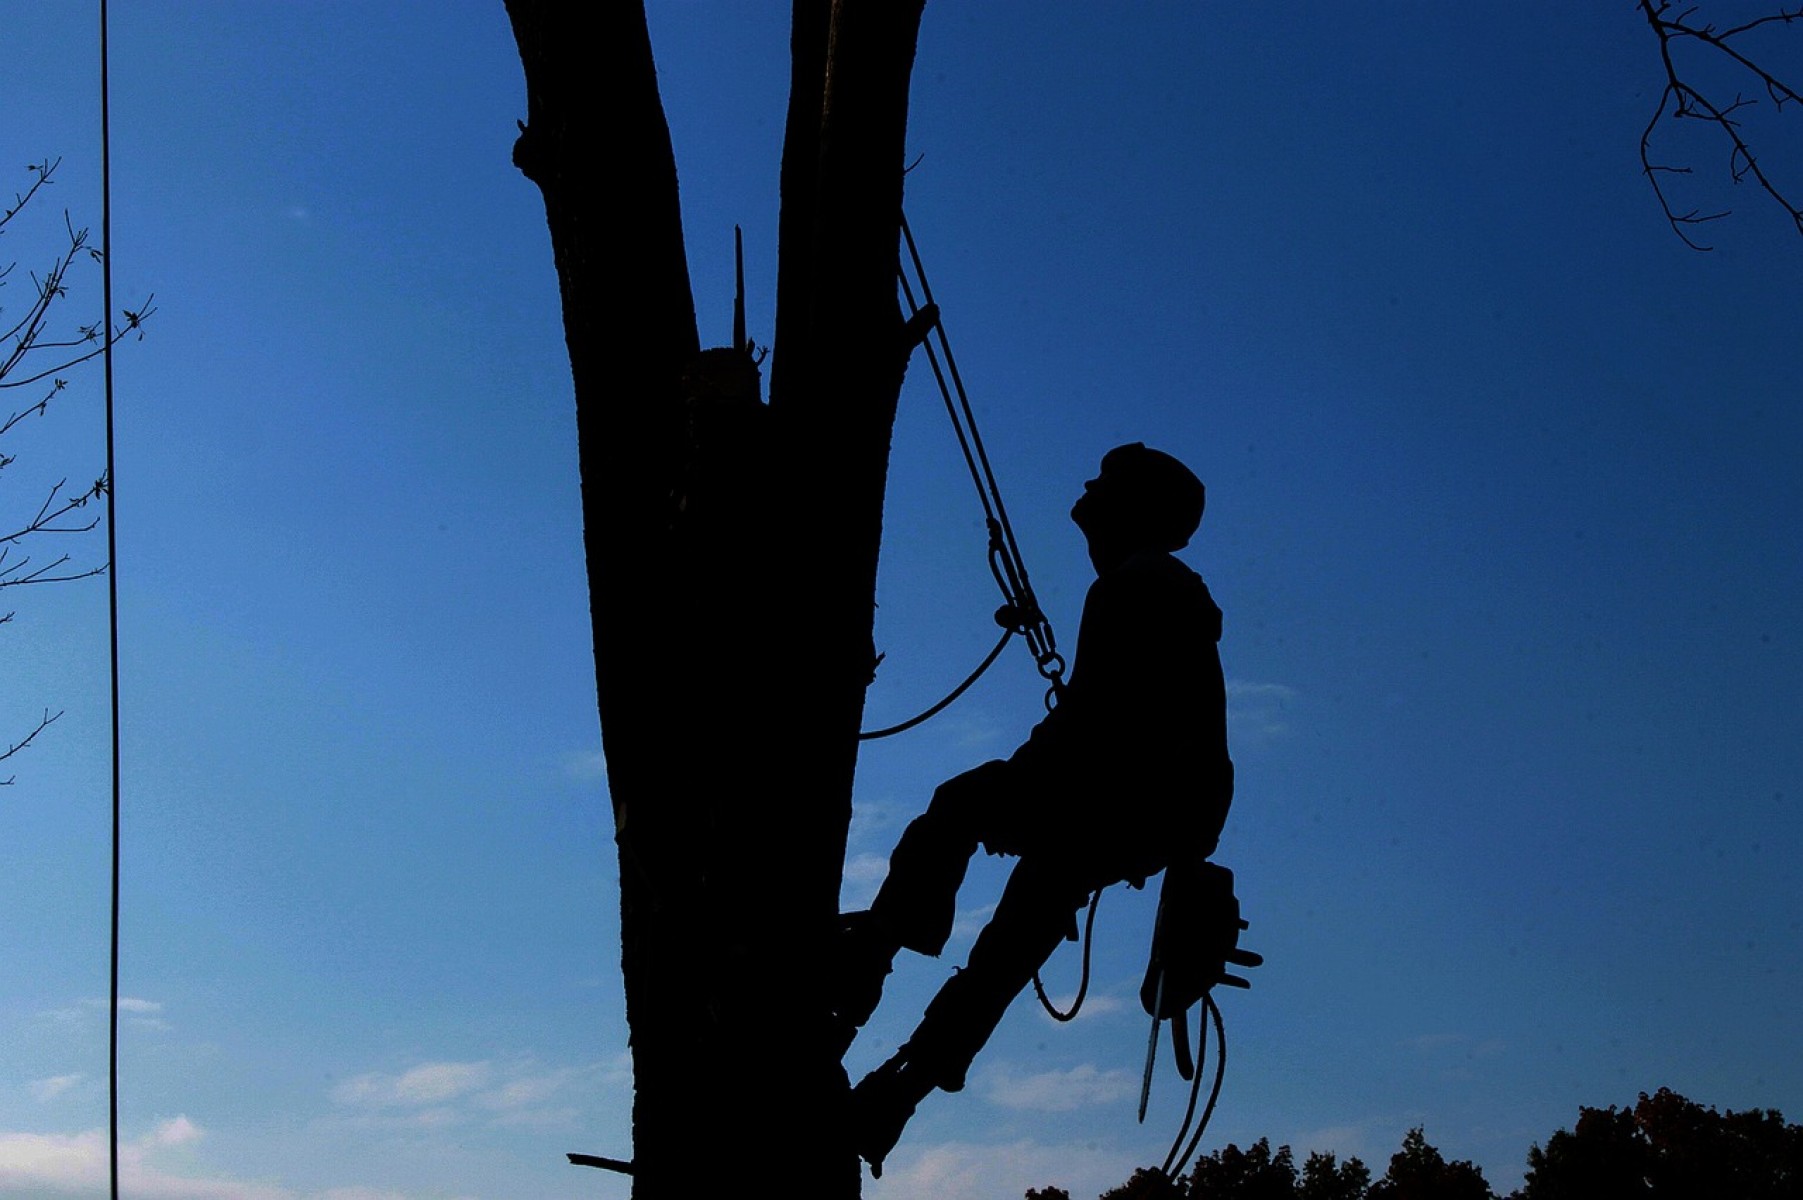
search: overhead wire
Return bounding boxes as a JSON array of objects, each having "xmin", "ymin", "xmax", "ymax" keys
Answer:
[{"xmin": 98, "ymin": 3, "xmax": 123, "ymax": 1197}]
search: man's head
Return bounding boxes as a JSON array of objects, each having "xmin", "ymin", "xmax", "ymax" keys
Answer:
[{"xmin": 1071, "ymin": 443, "xmax": 1205, "ymax": 557}]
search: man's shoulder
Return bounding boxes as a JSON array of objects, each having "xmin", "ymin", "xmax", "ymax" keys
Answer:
[
  {"xmin": 1115, "ymin": 550, "xmax": 1212, "ymax": 600},
  {"xmin": 1097, "ymin": 552, "xmax": 1222, "ymax": 636}
]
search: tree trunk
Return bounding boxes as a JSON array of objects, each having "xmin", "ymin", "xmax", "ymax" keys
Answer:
[{"xmin": 505, "ymin": 2, "xmax": 926, "ymax": 1194}]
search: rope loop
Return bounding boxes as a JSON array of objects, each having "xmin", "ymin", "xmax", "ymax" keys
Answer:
[{"xmin": 1031, "ymin": 888, "xmax": 1101, "ymax": 1021}]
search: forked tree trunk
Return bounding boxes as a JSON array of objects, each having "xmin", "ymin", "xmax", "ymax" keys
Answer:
[{"xmin": 505, "ymin": 3, "xmax": 927, "ymax": 1194}]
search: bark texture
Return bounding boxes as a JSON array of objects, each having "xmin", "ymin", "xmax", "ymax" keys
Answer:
[{"xmin": 505, "ymin": 3, "xmax": 927, "ymax": 1195}]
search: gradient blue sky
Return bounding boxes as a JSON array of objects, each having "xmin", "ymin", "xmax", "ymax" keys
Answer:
[{"xmin": 3, "ymin": 4, "xmax": 1799, "ymax": 1198}]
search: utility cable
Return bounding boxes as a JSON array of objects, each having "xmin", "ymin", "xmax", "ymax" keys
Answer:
[{"xmin": 99, "ymin": 3, "xmax": 123, "ymax": 1197}]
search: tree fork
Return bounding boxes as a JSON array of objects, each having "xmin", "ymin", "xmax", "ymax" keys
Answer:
[{"xmin": 507, "ymin": 2, "xmax": 926, "ymax": 1194}]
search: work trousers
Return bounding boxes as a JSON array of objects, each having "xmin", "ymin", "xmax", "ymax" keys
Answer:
[{"xmin": 870, "ymin": 760, "xmax": 1161, "ymax": 1091}]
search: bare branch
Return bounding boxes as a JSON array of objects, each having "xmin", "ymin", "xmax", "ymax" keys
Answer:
[
  {"xmin": 0, "ymin": 379, "xmax": 68, "ymax": 442},
  {"xmin": 0, "ymin": 709, "xmax": 63, "ymax": 784},
  {"xmin": 1, "ymin": 475, "xmax": 107, "ymax": 547},
  {"xmin": 0, "ymin": 159, "xmax": 136, "ymax": 786},
  {"xmin": 0, "ymin": 300, "xmax": 158, "ymax": 391},
  {"xmin": 0, "ymin": 157, "xmax": 59, "ymax": 229},
  {"xmin": 1637, "ymin": 0, "xmax": 1803, "ymax": 247}
]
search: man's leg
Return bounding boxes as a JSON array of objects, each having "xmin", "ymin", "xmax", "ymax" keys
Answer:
[
  {"xmin": 901, "ymin": 853, "xmax": 1091, "ymax": 1090},
  {"xmin": 851, "ymin": 854, "xmax": 1091, "ymax": 1174},
  {"xmin": 833, "ymin": 761, "xmax": 1014, "ymax": 1048},
  {"xmin": 869, "ymin": 759, "xmax": 1012, "ymax": 954}
]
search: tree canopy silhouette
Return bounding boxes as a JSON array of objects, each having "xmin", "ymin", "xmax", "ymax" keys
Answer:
[
  {"xmin": 1519, "ymin": 1087, "xmax": 1803, "ymax": 1199},
  {"xmin": 1043, "ymin": 1090, "xmax": 1803, "ymax": 1200}
]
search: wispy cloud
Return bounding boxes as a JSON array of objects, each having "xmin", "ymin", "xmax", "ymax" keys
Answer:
[
  {"xmin": 947, "ymin": 709, "xmax": 1006, "ymax": 748},
  {"xmin": 35, "ymin": 995, "xmax": 170, "ymax": 1032},
  {"xmin": 848, "ymin": 794, "xmax": 908, "ymax": 851},
  {"xmin": 870, "ymin": 1138, "xmax": 1139, "ymax": 1200},
  {"xmin": 1227, "ymin": 678, "xmax": 1295, "ymax": 742},
  {"xmin": 148, "ymin": 1116, "xmax": 202, "ymax": 1146},
  {"xmin": 950, "ymin": 902, "xmax": 998, "ymax": 943},
  {"xmin": 0, "ymin": 1121, "xmax": 286, "ymax": 1200},
  {"xmin": 840, "ymin": 852, "xmax": 891, "ymax": 910},
  {"xmin": 331, "ymin": 1061, "xmax": 491, "ymax": 1108},
  {"xmin": 563, "ymin": 748, "xmax": 607, "ymax": 782},
  {"xmin": 0, "ymin": 1121, "xmax": 466, "ymax": 1199},
  {"xmin": 981, "ymin": 1062, "xmax": 1137, "ymax": 1112},
  {"xmin": 328, "ymin": 1056, "xmax": 616, "ymax": 1132},
  {"xmin": 29, "ymin": 1073, "xmax": 82, "ymax": 1102}
]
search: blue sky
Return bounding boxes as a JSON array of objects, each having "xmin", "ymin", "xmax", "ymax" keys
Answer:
[{"xmin": 3, "ymin": 4, "xmax": 1799, "ymax": 1198}]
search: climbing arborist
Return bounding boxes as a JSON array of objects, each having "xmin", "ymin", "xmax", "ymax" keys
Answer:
[{"xmin": 834, "ymin": 442, "xmax": 1240, "ymax": 1177}]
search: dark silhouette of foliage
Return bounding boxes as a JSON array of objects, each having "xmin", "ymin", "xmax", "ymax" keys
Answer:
[
  {"xmin": 1189, "ymin": 1139, "xmax": 1305, "ymax": 1200},
  {"xmin": 1101, "ymin": 1167, "xmax": 1188, "ymax": 1200},
  {"xmin": 1050, "ymin": 1091, "xmax": 1801, "ymax": 1200},
  {"xmin": 1518, "ymin": 1087, "xmax": 1803, "ymax": 1199},
  {"xmin": 1368, "ymin": 1128, "xmax": 1495, "ymax": 1200},
  {"xmin": 1300, "ymin": 1151, "xmax": 1374, "ymax": 1200},
  {"xmin": 1033, "ymin": 1128, "xmax": 1477, "ymax": 1200}
]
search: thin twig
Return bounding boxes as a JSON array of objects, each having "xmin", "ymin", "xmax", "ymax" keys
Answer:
[
  {"xmin": 1637, "ymin": 0, "xmax": 1803, "ymax": 247},
  {"xmin": 0, "ymin": 709, "xmax": 63, "ymax": 784}
]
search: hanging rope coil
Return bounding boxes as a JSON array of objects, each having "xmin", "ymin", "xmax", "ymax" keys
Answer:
[
  {"xmin": 1030, "ymin": 887, "xmax": 1101, "ymax": 1021},
  {"xmin": 1161, "ymin": 994, "xmax": 1228, "ymax": 1180}
]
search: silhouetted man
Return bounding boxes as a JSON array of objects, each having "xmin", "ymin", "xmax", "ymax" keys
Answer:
[{"xmin": 837, "ymin": 442, "xmax": 1235, "ymax": 1176}]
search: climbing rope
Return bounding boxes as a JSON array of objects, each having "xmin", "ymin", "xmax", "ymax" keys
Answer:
[
  {"xmin": 1161, "ymin": 994, "xmax": 1229, "ymax": 1180},
  {"xmin": 857, "ymin": 213, "xmax": 1065, "ymax": 742},
  {"xmin": 1030, "ymin": 888, "xmax": 1101, "ymax": 1021},
  {"xmin": 898, "ymin": 212, "xmax": 1065, "ymax": 704},
  {"xmin": 858, "ymin": 628, "xmax": 1012, "ymax": 741}
]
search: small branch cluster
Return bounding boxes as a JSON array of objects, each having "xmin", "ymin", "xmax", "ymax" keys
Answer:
[
  {"xmin": 2, "ymin": 156, "xmax": 152, "ymax": 781},
  {"xmin": 0, "ymin": 708, "xmax": 61, "ymax": 785},
  {"xmin": 1638, "ymin": 1, "xmax": 1803, "ymax": 249}
]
